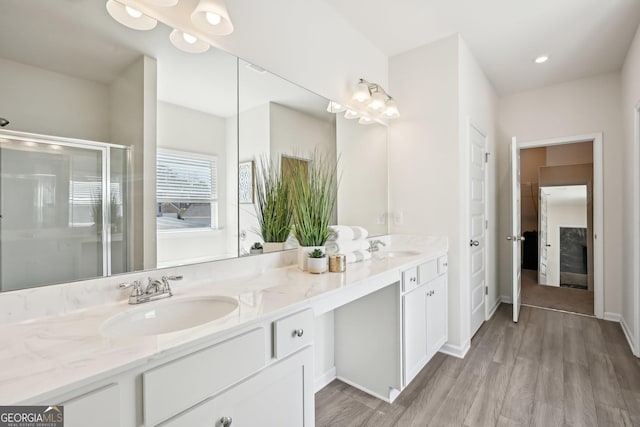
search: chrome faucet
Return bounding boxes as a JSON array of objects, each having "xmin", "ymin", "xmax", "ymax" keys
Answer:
[
  {"xmin": 368, "ymin": 239, "xmax": 387, "ymax": 252},
  {"xmin": 118, "ymin": 275, "xmax": 182, "ymax": 304}
]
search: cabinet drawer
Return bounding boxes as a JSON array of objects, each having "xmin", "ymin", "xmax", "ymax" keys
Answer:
[
  {"xmin": 64, "ymin": 384, "xmax": 119, "ymax": 427},
  {"xmin": 144, "ymin": 328, "xmax": 266, "ymax": 426},
  {"xmin": 418, "ymin": 259, "xmax": 438, "ymax": 284},
  {"xmin": 273, "ymin": 309, "xmax": 313, "ymax": 359},
  {"xmin": 402, "ymin": 267, "xmax": 419, "ymax": 292},
  {"xmin": 437, "ymin": 255, "xmax": 448, "ymax": 274}
]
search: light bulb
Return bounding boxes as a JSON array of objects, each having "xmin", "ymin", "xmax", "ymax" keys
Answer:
[
  {"xmin": 206, "ymin": 11, "xmax": 222, "ymax": 25},
  {"xmin": 352, "ymin": 81, "xmax": 371, "ymax": 104},
  {"xmin": 344, "ymin": 109, "xmax": 360, "ymax": 120},
  {"xmin": 534, "ymin": 55, "xmax": 549, "ymax": 64},
  {"xmin": 182, "ymin": 32, "xmax": 198, "ymax": 44},
  {"xmin": 383, "ymin": 99, "xmax": 400, "ymax": 119},
  {"xmin": 326, "ymin": 101, "xmax": 346, "ymax": 113},
  {"xmin": 359, "ymin": 116, "xmax": 374, "ymax": 125},
  {"xmin": 125, "ymin": 5, "xmax": 142, "ymax": 18},
  {"xmin": 369, "ymin": 92, "xmax": 386, "ymax": 112}
]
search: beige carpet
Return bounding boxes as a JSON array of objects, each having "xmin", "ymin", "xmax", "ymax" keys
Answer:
[{"xmin": 521, "ymin": 269, "xmax": 594, "ymax": 315}]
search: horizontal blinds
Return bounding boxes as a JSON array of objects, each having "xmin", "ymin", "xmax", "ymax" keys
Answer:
[
  {"xmin": 157, "ymin": 152, "xmax": 217, "ymax": 202},
  {"xmin": 69, "ymin": 181, "xmax": 121, "ymax": 205}
]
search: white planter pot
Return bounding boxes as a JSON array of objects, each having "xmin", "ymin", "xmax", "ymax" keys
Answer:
[
  {"xmin": 307, "ymin": 256, "xmax": 328, "ymax": 274},
  {"xmin": 297, "ymin": 246, "xmax": 325, "ymax": 271},
  {"xmin": 263, "ymin": 242, "xmax": 285, "ymax": 253}
]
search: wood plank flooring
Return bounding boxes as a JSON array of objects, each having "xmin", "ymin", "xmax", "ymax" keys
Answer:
[{"xmin": 315, "ymin": 304, "xmax": 640, "ymax": 427}]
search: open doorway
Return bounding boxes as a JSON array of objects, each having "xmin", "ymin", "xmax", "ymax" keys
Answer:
[{"xmin": 519, "ymin": 141, "xmax": 595, "ymax": 315}]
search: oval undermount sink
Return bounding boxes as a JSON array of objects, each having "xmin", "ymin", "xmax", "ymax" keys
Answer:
[
  {"xmin": 102, "ymin": 296, "xmax": 238, "ymax": 337},
  {"xmin": 377, "ymin": 250, "xmax": 421, "ymax": 258}
]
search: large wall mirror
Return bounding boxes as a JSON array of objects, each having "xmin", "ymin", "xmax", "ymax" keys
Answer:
[{"xmin": 0, "ymin": 0, "xmax": 388, "ymax": 292}]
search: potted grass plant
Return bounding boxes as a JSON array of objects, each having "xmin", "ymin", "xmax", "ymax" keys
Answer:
[
  {"xmin": 254, "ymin": 156, "xmax": 293, "ymax": 253},
  {"xmin": 290, "ymin": 151, "xmax": 338, "ymax": 271}
]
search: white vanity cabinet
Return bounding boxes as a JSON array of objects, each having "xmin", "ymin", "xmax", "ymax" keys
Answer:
[
  {"xmin": 160, "ymin": 346, "xmax": 313, "ymax": 427},
  {"xmin": 62, "ymin": 384, "xmax": 120, "ymax": 427},
  {"xmin": 149, "ymin": 309, "xmax": 314, "ymax": 427},
  {"xmin": 335, "ymin": 252, "xmax": 448, "ymax": 402},
  {"xmin": 403, "ymin": 255, "xmax": 448, "ymax": 386}
]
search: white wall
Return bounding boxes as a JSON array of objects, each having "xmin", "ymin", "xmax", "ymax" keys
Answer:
[
  {"xmin": 336, "ymin": 115, "xmax": 388, "ymax": 235},
  {"xmin": 0, "ymin": 57, "xmax": 110, "ymax": 142},
  {"xmin": 497, "ymin": 72, "xmax": 624, "ymax": 316},
  {"xmin": 545, "ymin": 198, "xmax": 588, "ymax": 287},
  {"xmin": 389, "ymin": 34, "xmax": 498, "ymax": 354},
  {"xmin": 156, "ymin": 101, "xmax": 233, "ymax": 266},
  {"xmin": 109, "ymin": 56, "xmax": 158, "ymax": 271},
  {"xmin": 621, "ymin": 24, "xmax": 640, "ymax": 354}
]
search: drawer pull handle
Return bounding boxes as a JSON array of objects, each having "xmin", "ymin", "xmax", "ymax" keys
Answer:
[
  {"xmin": 293, "ymin": 329, "xmax": 304, "ymax": 338},
  {"xmin": 220, "ymin": 416, "xmax": 233, "ymax": 426}
]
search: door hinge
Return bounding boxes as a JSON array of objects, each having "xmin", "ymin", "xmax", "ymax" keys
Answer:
[
  {"xmin": 485, "ymin": 219, "xmax": 489, "ymax": 229},
  {"xmin": 485, "ymin": 286, "xmax": 489, "ymax": 295},
  {"xmin": 485, "ymin": 152, "xmax": 491, "ymax": 163}
]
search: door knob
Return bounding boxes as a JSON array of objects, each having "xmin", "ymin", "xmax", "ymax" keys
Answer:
[{"xmin": 470, "ymin": 240, "xmax": 479, "ymax": 247}]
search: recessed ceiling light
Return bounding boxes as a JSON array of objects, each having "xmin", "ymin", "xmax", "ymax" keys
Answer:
[{"xmin": 534, "ymin": 55, "xmax": 550, "ymax": 64}]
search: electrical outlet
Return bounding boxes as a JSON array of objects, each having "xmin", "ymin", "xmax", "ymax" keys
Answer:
[
  {"xmin": 376, "ymin": 212, "xmax": 386, "ymax": 225},
  {"xmin": 393, "ymin": 211, "xmax": 403, "ymax": 225}
]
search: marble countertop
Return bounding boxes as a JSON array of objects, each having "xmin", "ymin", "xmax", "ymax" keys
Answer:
[{"xmin": 0, "ymin": 235, "xmax": 447, "ymax": 404}]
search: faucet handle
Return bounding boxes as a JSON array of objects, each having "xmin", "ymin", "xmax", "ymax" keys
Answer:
[
  {"xmin": 118, "ymin": 280, "xmax": 143, "ymax": 297},
  {"xmin": 161, "ymin": 275, "xmax": 182, "ymax": 295}
]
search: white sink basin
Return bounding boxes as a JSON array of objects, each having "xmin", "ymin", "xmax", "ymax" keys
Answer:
[
  {"xmin": 376, "ymin": 250, "xmax": 421, "ymax": 258},
  {"xmin": 102, "ymin": 297, "xmax": 238, "ymax": 337}
]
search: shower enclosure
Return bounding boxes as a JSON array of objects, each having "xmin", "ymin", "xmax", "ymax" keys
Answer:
[{"xmin": 0, "ymin": 131, "xmax": 131, "ymax": 291}]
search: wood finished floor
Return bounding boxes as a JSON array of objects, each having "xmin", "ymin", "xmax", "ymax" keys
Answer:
[
  {"xmin": 521, "ymin": 269, "xmax": 594, "ymax": 315},
  {"xmin": 315, "ymin": 304, "xmax": 640, "ymax": 427}
]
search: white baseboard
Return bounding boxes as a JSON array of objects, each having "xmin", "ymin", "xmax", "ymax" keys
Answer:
[
  {"xmin": 604, "ymin": 312, "xmax": 621, "ymax": 322},
  {"xmin": 314, "ymin": 367, "xmax": 337, "ymax": 393},
  {"xmin": 620, "ymin": 316, "xmax": 638, "ymax": 356},
  {"xmin": 486, "ymin": 298, "xmax": 502, "ymax": 320},
  {"xmin": 501, "ymin": 295, "xmax": 513, "ymax": 304},
  {"xmin": 439, "ymin": 340, "xmax": 470, "ymax": 359}
]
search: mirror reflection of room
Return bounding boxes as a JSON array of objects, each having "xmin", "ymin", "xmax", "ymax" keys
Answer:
[{"xmin": 519, "ymin": 142, "xmax": 594, "ymax": 315}]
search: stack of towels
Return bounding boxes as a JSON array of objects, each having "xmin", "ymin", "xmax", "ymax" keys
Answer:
[{"xmin": 326, "ymin": 225, "xmax": 371, "ymax": 263}]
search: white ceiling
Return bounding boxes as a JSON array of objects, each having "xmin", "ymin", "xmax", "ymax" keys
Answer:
[{"xmin": 320, "ymin": 0, "xmax": 640, "ymax": 94}]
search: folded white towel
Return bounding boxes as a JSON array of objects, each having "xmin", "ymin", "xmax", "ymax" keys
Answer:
[
  {"xmin": 329, "ymin": 225, "xmax": 369, "ymax": 241},
  {"xmin": 326, "ymin": 239, "xmax": 369, "ymax": 254},
  {"xmin": 345, "ymin": 250, "xmax": 372, "ymax": 264}
]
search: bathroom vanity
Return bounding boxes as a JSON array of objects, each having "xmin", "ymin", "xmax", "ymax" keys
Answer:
[{"xmin": 0, "ymin": 235, "xmax": 447, "ymax": 426}]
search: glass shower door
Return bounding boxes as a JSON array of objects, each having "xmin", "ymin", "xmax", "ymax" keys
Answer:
[{"xmin": 0, "ymin": 134, "xmax": 127, "ymax": 291}]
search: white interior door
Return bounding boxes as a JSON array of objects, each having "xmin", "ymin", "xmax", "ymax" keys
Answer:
[
  {"xmin": 469, "ymin": 124, "xmax": 487, "ymax": 336},
  {"xmin": 538, "ymin": 189, "xmax": 549, "ymax": 284},
  {"xmin": 509, "ymin": 137, "xmax": 522, "ymax": 322}
]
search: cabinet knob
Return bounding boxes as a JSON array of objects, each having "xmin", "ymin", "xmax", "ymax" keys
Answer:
[
  {"xmin": 410, "ymin": 277, "xmax": 417, "ymax": 282},
  {"xmin": 220, "ymin": 416, "xmax": 233, "ymax": 426},
  {"xmin": 293, "ymin": 329, "xmax": 304, "ymax": 338}
]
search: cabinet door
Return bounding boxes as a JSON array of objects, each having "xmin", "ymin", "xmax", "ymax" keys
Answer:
[
  {"xmin": 403, "ymin": 286, "xmax": 427, "ymax": 387},
  {"xmin": 64, "ymin": 384, "xmax": 119, "ymax": 427},
  {"xmin": 162, "ymin": 346, "xmax": 313, "ymax": 427},
  {"xmin": 426, "ymin": 276, "xmax": 448, "ymax": 360}
]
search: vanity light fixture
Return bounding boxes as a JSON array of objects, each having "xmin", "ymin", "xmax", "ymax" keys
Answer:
[
  {"xmin": 169, "ymin": 28, "xmax": 210, "ymax": 53},
  {"xmin": 106, "ymin": 0, "xmax": 157, "ymax": 30},
  {"xmin": 328, "ymin": 79, "xmax": 400, "ymax": 124},
  {"xmin": 326, "ymin": 101, "xmax": 347, "ymax": 113},
  {"xmin": 191, "ymin": 0, "xmax": 234, "ymax": 35}
]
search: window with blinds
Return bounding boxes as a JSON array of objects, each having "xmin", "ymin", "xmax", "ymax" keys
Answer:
[{"xmin": 156, "ymin": 151, "xmax": 218, "ymax": 230}]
